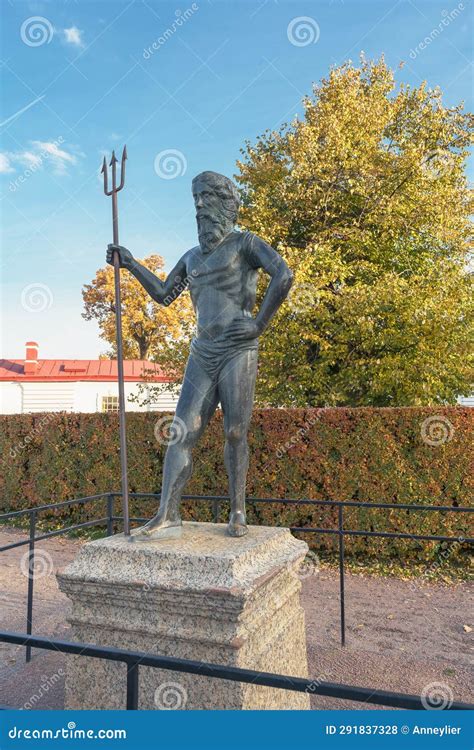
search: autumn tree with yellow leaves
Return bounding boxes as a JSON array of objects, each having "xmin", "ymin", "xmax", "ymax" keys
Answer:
[
  {"xmin": 84, "ymin": 58, "xmax": 472, "ymax": 407},
  {"xmin": 237, "ymin": 56, "xmax": 473, "ymax": 406},
  {"xmin": 82, "ymin": 254, "xmax": 194, "ymax": 381}
]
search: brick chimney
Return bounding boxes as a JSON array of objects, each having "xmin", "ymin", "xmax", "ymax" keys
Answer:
[{"xmin": 24, "ymin": 341, "xmax": 39, "ymax": 375}]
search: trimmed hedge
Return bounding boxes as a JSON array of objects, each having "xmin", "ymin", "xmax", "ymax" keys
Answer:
[{"xmin": 1, "ymin": 408, "xmax": 472, "ymax": 561}]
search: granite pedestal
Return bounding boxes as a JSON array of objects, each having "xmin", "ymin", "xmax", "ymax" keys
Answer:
[{"xmin": 57, "ymin": 522, "xmax": 310, "ymax": 710}]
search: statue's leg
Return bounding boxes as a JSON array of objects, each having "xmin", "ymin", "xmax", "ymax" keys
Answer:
[
  {"xmin": 218, "ymin": 348, "xmax": 258, "ymax": 537},
  {"xmin": 131, "ymin": 355, "xmax": 218, "ymax": 539}
]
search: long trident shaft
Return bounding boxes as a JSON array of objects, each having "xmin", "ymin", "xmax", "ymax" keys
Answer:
[{"xmin": 102, "ymin": 146, "xmax": 130, "ymax": 536}]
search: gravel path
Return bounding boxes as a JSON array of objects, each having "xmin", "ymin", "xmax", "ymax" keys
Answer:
[{"xmin": 0, "ymin": 527, "xmax": 472, "ymax": 710}]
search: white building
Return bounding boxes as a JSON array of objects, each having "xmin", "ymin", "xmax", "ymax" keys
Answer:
[{"xmin": 0, "ymin": 342, "xmax": 178, "ymax": 414}]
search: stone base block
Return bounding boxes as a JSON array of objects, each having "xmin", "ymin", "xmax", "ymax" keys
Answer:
[{"xmin": 57, "ymin": 522, "xmax": 310, "ymax": 710}]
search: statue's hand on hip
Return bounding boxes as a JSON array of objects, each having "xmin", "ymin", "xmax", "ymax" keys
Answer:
[{"xmin": 226, "ymin": 318, "xmax": 262, "ymax": 341}]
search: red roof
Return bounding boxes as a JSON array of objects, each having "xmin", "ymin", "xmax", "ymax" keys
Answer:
[{"xmin": 0, "ymin": 359, "xmax": 171, "ymax": 383}]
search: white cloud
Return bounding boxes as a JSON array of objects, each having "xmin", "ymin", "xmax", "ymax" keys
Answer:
[
  {"xmin": 16, "ymin": 151, "xmax": 43, "ymax": 169},
  {"xmin": 2, "ymin": 140, "xmax": 79, "ymax": 177},
  {"xmin": 63, "ymin": 26, "xmax": 83, "ymax": 47},
  {"xmin": 0, "ymin": 153, "xmax": 14, "ymax": 173},
  {"xmin": 31, "ymin": 140, "xmax": 77, "ymax": 175}
]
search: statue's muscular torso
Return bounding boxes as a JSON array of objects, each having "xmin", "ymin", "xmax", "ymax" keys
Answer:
[{"xmin": 184, "ymin": 231, "xmax": 261, "ymax": 341}]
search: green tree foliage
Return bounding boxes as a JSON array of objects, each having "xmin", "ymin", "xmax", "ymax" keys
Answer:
[
  {"xmin": 1, "ymin": 408, "xmax": 472, "ymax": 566},
  {"xmin": 236, "ymin": 57, "xmax": 473, "ymax": 406}
]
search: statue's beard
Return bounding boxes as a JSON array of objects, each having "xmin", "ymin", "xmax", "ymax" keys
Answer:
[{"xmin": 197, "ymin": 214, "xmax": 233, "ymax": 254}]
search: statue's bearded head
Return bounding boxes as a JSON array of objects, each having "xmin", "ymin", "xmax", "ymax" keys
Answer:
[{"xmin": 192, "ymin": 171, "xmax": 240, "ymax": 254}]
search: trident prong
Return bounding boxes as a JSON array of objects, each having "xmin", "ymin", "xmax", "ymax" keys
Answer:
[
  {"xmin": 102, "ymin": 146, "xmax": 127, "ymax": 197},
  {"xmin": 101, "ymin": 144, "xmax": 130, "ymax": 536},
  {"xmin": 118, "ymin": 145, "xmax": 127, "ymax": 191},
  {"xmin": 101, "ymin": 156, "xmax": 109, "ymax": 194}
]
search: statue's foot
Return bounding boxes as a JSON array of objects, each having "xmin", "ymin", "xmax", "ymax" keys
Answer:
[
  {"xmin": 129, "ymin": 513, "xmax": 182, "ymax": 542},
  {"xmin": 227, "ymin": 511, "xmax": 248, "ymax": 538}
]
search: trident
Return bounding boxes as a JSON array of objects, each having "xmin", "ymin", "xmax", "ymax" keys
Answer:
[{"xmin": 101, "ymin": 146, "xmax": 130, "ymax": 536}]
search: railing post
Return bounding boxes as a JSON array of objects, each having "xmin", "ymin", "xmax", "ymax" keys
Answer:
[
  {"xmin": 338, "ymin": 504, "xmax": 346, "ymax": 647},
  {"xmin": 126, "ymin": 661, "xmax": 139, "ymax": 709},
  {"xmin": 212, "ymin": 498, "xmax": 220, "ymax": 524},
  {"xmin": 106, "ymin": 494, "xmax": 114, "ymax": 537},
  {"xmin": 26, "ymin": 510, "xmax": 37, "ymax": 663}
]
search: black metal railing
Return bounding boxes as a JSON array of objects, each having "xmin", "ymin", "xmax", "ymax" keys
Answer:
[
  {"xmin": 0, "ymin": 493, "xmax": 110, "ymax": 662},
  {"xmin": 1, "ymin": 631, "xmax": 472, "ymax": 711},
  {"xmin": 0, "ymin": 492, "xmax": 472, "ymax": 662}
]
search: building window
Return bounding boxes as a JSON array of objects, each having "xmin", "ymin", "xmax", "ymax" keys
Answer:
[{"xmin": 101, "ymin": 396, "xmax": 119, "ymax": 413}]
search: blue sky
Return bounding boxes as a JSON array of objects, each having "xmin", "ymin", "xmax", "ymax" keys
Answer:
[{"xmin": 1, "ymin": 0, "xmax": 472, "ymax": 359}]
